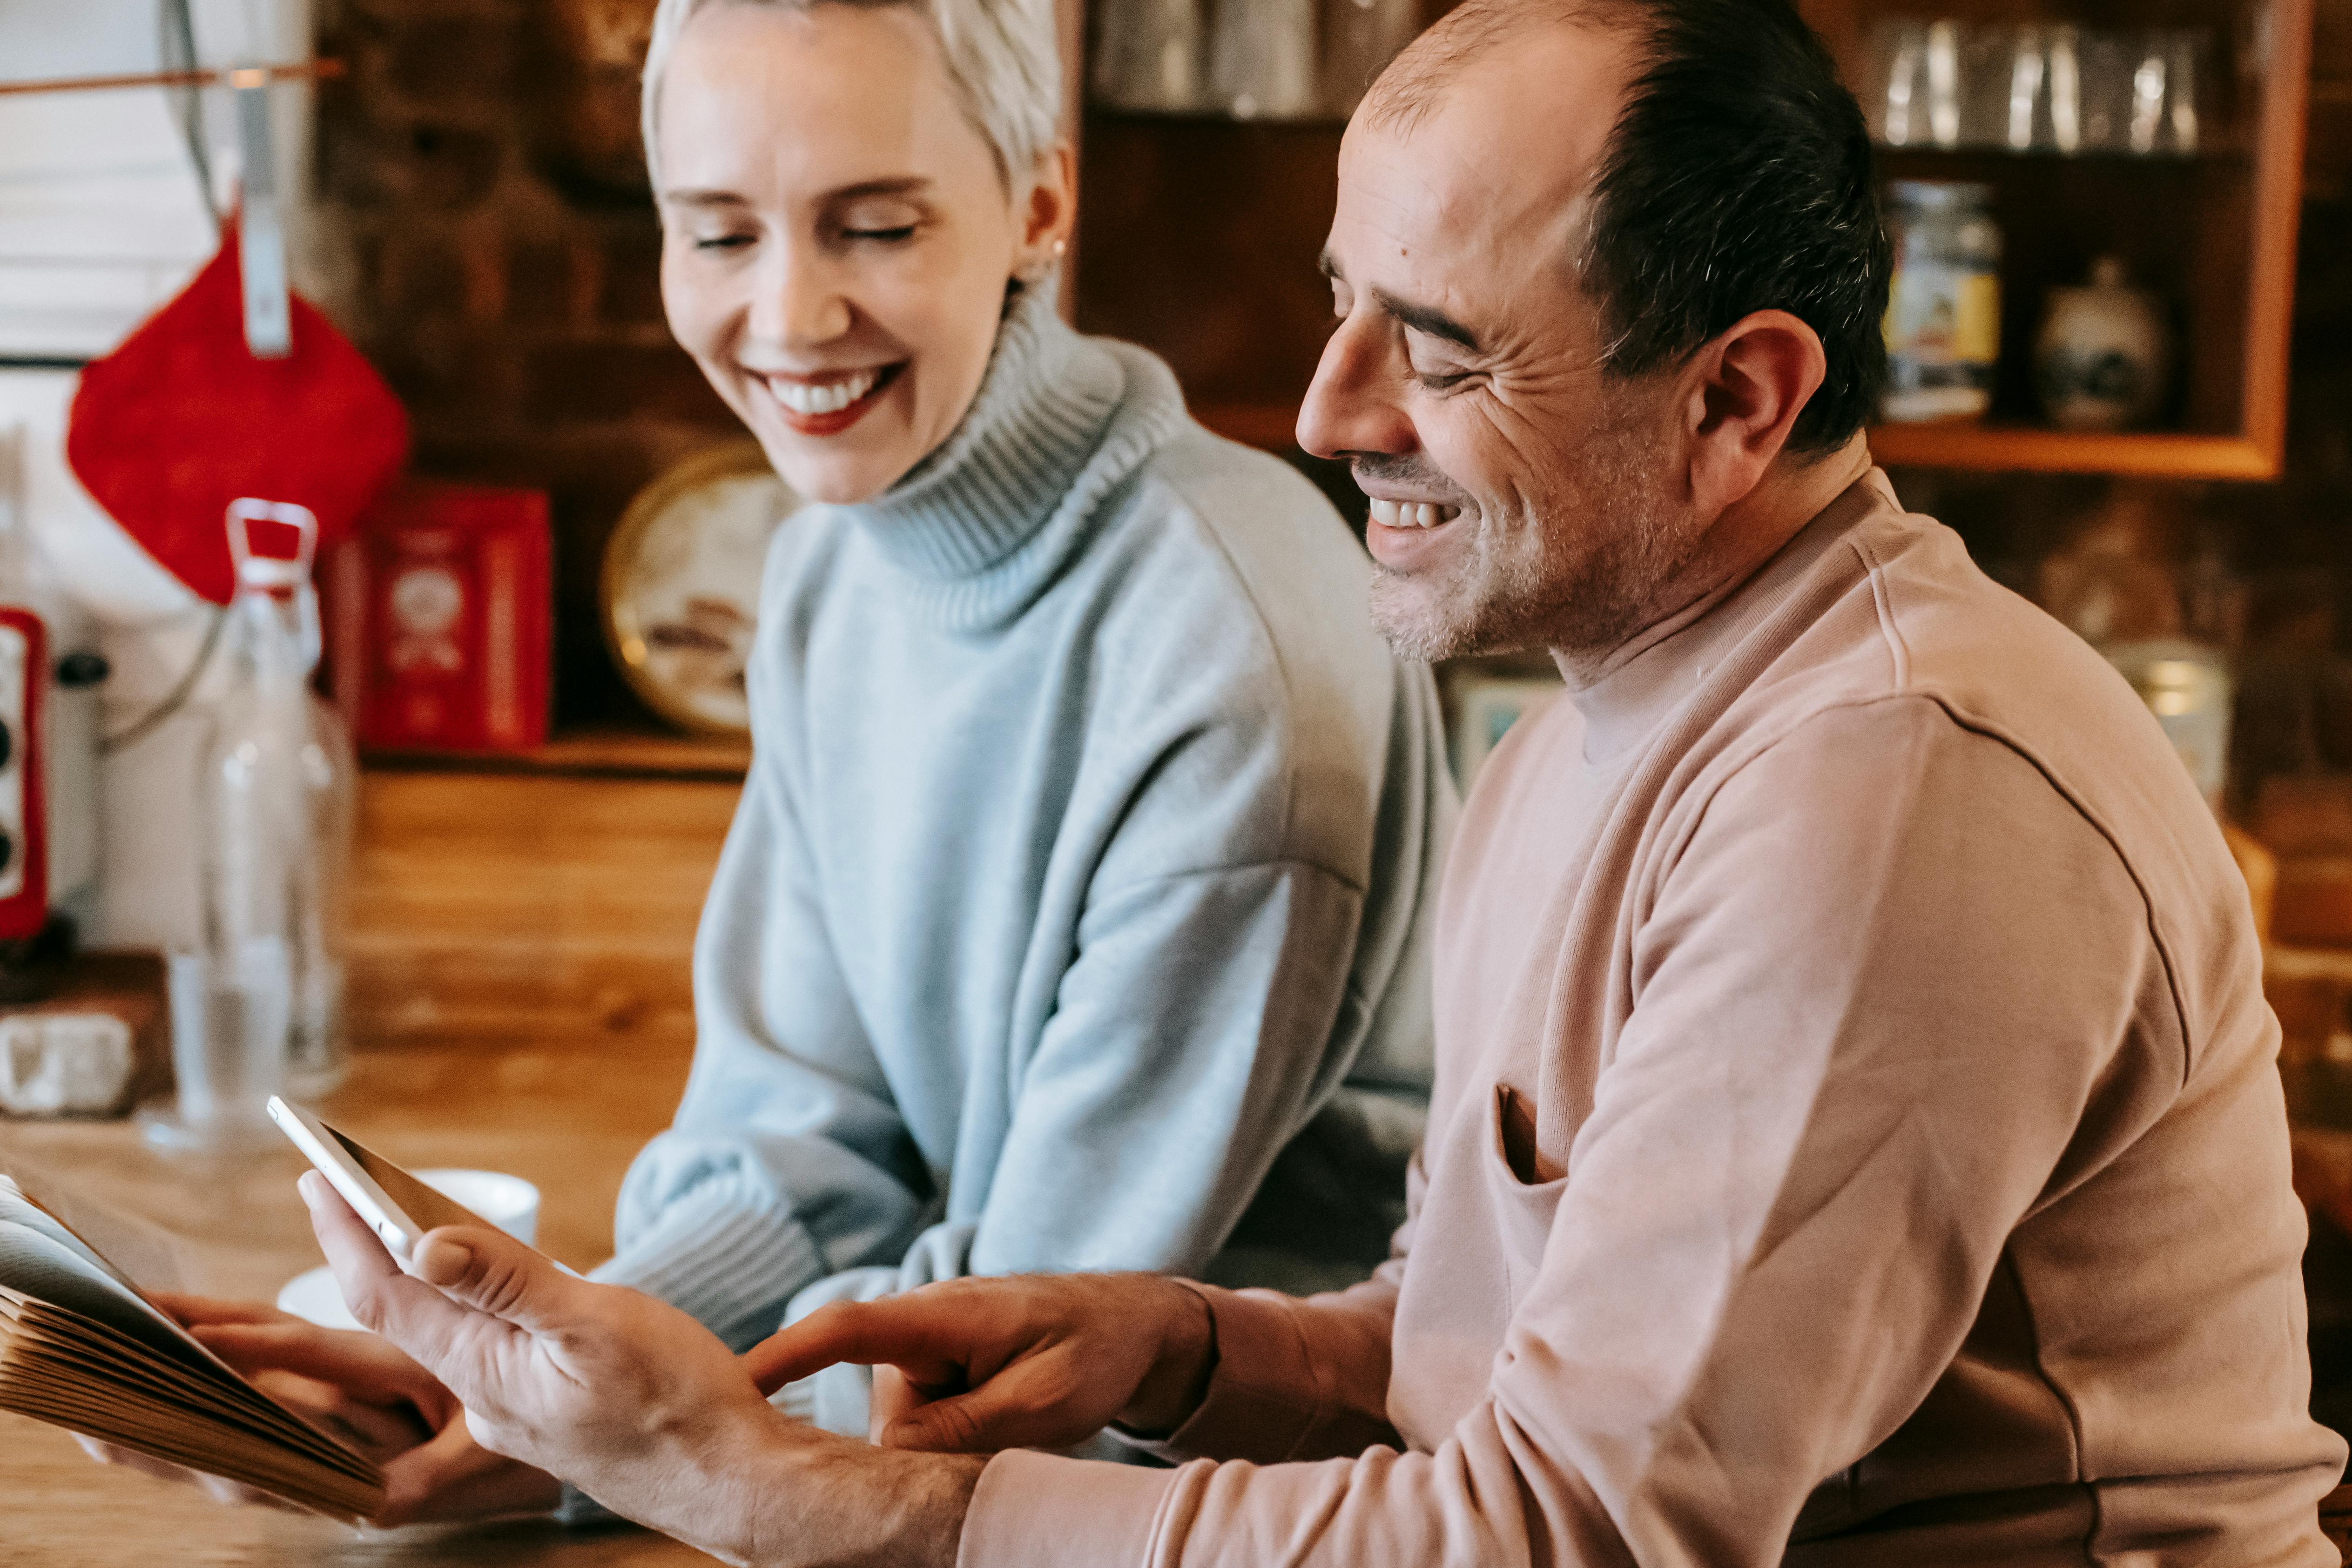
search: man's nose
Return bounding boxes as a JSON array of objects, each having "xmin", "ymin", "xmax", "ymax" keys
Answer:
[
  {"xmin": 748, "ymin": 242, "xmax": 854, "ymax": 348},
  {"xmin": 1297, "ymin": 314, "xmax": 1416, "ymax": 461}
]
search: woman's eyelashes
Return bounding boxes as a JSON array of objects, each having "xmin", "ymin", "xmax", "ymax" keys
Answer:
[
  {"xmin": 832, "ymin": 199, "xmax": 926, "ymax": 247},
  {"xmin": 681, "ymin": 217, "xmax": 921, "ymax": 254}
]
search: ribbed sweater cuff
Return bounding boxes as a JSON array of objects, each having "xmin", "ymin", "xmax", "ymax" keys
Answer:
[{"xmin": 590, "ymin": 1193, "xmax": 827, "ymax": 1352}]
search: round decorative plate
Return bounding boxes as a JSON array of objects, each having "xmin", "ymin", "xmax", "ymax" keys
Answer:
[{"xmin": 601, "ymin": 441, "xmax": 799, "ymax": 735}]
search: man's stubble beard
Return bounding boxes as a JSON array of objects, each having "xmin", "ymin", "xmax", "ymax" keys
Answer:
[{"xmin": 1368, "ymin": 397, "xmax": 1695, "ymax": 666}]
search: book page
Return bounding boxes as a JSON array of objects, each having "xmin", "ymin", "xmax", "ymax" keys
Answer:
[
  {"xmin": 0, "ymin": 1151, "xmax": 188, "ymax": 1294},
  {"xmin": 0, "ymin": 1175, "xmax": 223, "ymax": 1380},
  {"xmin": 0, "ymin": 1174, "xmax": 384, "ymax": 1519}
]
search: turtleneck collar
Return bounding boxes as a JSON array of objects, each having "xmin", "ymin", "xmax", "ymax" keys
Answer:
[{"xmin": 838, "ymin": 285, "xmax": 1135, "ymax": 598}]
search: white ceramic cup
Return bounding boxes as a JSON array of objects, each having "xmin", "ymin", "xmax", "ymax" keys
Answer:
[
  {"xmin": 414, "ymin": 1167, "xmax": 540, "ymax": 1246},
  {"xmin": 275, "ymin": 1167, "xmax": 542, "ymax": 1330}
]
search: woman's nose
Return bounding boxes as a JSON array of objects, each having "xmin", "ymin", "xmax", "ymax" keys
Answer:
[
  {"xmin": 1298, "ymin": 314, "xmax": 1416, "ymax": 462},
  {"xmin": 748, "ymin": 244, "xmax": 855, "ymax": 348}
]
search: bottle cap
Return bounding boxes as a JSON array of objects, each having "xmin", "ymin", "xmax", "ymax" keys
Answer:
[{"xmin": 225, "ymin": 498, "xmax": 318, "ymax": 590}]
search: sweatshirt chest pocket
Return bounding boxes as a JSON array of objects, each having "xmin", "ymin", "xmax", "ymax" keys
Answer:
[{"xmin": 1482, "ymin": 1083, "xmax": 1568, "ymax": 1300}]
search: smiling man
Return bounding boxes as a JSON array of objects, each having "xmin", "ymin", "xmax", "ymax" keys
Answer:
[{"xmin": 297, "ymin": 0, "xmax": 2346, "ymax": 1563}]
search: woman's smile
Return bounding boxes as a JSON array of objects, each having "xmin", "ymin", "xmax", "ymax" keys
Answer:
[{"xmin": 755, "ymin": 362, "xmax": 908, "ymax": 436}]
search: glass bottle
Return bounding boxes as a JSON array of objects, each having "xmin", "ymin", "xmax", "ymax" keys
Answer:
[
  {"xmin": 1880, "ymin": 180, "xmax": 2003, "ymax": 424},
  {"xmin": 141, "ymin": 502, "xmax": 352, "ymax": 1153},
  {"xmin": 1321, "ymin": 0, "xmax": 1419, "ymax": 117},
  {"xmin": 1207, "ymin": 0, "xmax": 1318, "ymax": 118},
  {"xmin": 1091, "ymin": 0, "xmax": 1206, "ymax": 111}
]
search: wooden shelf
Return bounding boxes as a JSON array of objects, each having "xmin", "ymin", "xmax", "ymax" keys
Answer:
[
  {"xmin": 362, "ymin": 722, "xmax": 750, "ymax": 782},
  {"xmin": 1867, "ymin": 423, "xmax": 2281, "ymax": 479}
]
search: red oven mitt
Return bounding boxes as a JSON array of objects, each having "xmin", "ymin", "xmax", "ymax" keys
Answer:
[{"xmin": 66, "ymin": 221, "xmax": 409, "ymax": 606}]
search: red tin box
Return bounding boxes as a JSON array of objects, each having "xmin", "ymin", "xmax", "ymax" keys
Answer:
[{"xmin": 325, "ymin": 483, "xmax": 551, "ymax": 753}]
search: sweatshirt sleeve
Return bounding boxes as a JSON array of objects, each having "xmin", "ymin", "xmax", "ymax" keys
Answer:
[
  {"xmin": 1120, "ymin": 1149, "xmax": 1430, "ymax": 1466},
  {"xmin": 957, "ymin": 696, "xmax": 2189, "ymax": 1568},
  {"xmin": 592, "ymin": 741, "xmax": 927, "ymax": 1351}
]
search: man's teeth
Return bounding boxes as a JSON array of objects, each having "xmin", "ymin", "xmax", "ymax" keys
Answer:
[
  {"xmin": 771, "ymin": 369, "xmax": 882, "ymax": 416},
  {"xmin": 1368, "ymin": 498, "xmax": 1462, "ymax": 530}
]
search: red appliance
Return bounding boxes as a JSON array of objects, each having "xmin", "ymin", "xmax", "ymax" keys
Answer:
[
  {"xmin": 0, "ymin": 608, "xmax": 49, "ymax": 942},
  {"xmin": 325, "ymin": 483, "xmax": 551, "ymax": 754}
]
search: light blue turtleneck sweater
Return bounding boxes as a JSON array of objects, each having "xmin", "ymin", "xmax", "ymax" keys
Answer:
[{"xmin": 592, "ymin": 290, "xmax": 1454, "ymax": 1375}]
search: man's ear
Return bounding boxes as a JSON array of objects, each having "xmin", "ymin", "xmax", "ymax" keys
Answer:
[{"xmin": 1680, "ymin": 310, "xmax": 1828, "ymax": 515}]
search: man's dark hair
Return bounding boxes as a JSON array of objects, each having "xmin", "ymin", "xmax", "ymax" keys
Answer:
[
  {"xmin": 1370, "ymin": 0, "xmax": 1890, "ymax": 455},
  {"xmin": 1588, "ymin": 0, "xmax": 1887, "ymax": 452}
]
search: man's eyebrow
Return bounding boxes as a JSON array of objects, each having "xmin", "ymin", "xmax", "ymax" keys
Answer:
[
  {"xmin": 1316, "ymin": 251, "xmax": 1482, "ymax": 352},
  {"xmin": 1374, "ymin": 289, "xmax": 1480, "ymax": 351}
]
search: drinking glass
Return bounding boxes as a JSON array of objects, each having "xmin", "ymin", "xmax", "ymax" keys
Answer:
[
  {"xmin": 137, "ymin": 949, "xmax": 286, "ymax": 1154},
  {"xmin": 1091, "ymin": 0, "xmax": 1206, "ymax": 111}
]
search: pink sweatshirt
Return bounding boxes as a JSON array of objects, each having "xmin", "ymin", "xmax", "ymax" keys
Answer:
[{"xmin": 957, "ymin": 473, "xmax": 2347, "ymax": 1566}]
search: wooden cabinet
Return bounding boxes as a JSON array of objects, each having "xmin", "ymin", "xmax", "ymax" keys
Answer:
[
  {"xmin": 1809, "ymin": 0, "xmax": 2313, "ymax": 478},
  {"xmin": 1057, "ymin": 0, "xmax": 2315, "ymax": 479}
]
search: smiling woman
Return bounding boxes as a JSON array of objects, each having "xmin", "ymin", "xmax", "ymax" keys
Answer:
[
  {"xmin": 647, "ymin": 0, "xmax": 1071, "ymax": 502},
  {"xmin": 90, "ymin": 0, "xmax": 1459, "ymax": 1533}
]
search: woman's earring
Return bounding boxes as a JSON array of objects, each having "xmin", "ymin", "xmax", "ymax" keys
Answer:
[{"xmin": 1018, "ymin": 238, "xmax": 1068, "ymax": 287}]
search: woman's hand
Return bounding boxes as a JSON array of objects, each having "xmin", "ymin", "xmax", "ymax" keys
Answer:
[
  {"xmin": 78, "ymin": 1292, "xmax": 561, "ymax": 1525},
  {"xmin": 747, "ymin": 1272, "xmax": 1218, "ymax": 1454},
  {"xmin": 302, "ymin": 1171, "xmax": 980, "ymax": 1568}
]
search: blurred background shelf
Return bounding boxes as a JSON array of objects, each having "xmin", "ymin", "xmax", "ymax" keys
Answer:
[
  {"xmin": 362, "ymin": 721, "xmax": 750, "ymax": 782},
  {"xmin": 1867, "ymin": 423, "xmax": 2287, "ymax": 476},
  {"xmin": 1196, "ymin": 401, "xmax": 1307, "ymax": 451},
  {"xmin": 1073, "ymin": 0, "xmax": 2312, "ymax": 482}
]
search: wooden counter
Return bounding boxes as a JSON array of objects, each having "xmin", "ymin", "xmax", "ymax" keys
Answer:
[
  {"xmin": 0, "ymin": 1033, "xmax": 711, "ymax": 1566},
  {"xmin": 0, "ymin": 764, "xmax": 741, "ymax": 1565}
]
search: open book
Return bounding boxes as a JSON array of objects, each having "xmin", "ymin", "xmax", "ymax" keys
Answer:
[{"xmin": 0, "ymin": 1172, "xmax": 384, "ymax": 1520}]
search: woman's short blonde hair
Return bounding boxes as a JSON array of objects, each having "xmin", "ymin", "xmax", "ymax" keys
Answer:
[{"xmin": 641, "ymin": 0, "xmax": 1063, "ymax": 189}]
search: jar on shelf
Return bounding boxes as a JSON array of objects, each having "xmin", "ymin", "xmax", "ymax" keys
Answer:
[
  {"xmin": 2035, "ymin": 255, "xmax": 2175, "ymax": 431},
  {"xmin": 1880, "ymin": 180, "xmax": 2003, "ymax": 424}
]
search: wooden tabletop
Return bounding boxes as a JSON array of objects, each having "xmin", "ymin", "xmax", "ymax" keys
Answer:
[{"xmin": 0, "ymin": 1031, "xmax": 713, "ymax": 1568}]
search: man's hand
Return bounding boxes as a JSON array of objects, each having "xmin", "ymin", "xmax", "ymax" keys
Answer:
[
  {"xmin": 78, "ymin": 1293, "xmax": 560, "ymax": 1525},
  {"xmin": 748, "ymin": 1272, "xmax": 1218, "ymax": 1454},
  {"xmin": 302, "ymin": 1171, "xmax": 980, "ymax": 1568}
]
